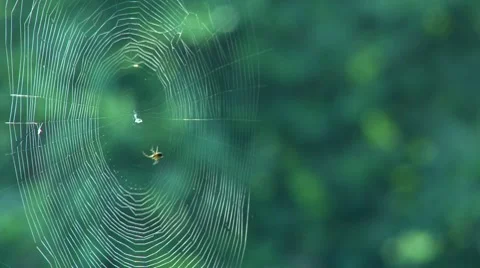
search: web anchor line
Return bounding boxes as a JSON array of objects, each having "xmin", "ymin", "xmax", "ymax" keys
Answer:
[
  {"xmin": 5, "ymin": 121, "xmax": 39, "ymax": 125},
  {"xmin": 10, "ymin": 94, "xmax": 43, "ymax": 99}
]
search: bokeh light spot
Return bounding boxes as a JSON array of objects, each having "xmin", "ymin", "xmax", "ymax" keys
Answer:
[
  {"xmin": 423, "ymin": 8, "xmax": 452, "ymax": 37},
  {"xmin": 361, "ymin": 110, "xmax": 400, "ymax": 152},
  {"xmin": 393, "ymin": 230, "xmax": 441, "ymax": 265},
  {"xmin": 347, "ymin": 45, "xmax": 384, "ymax": 85}
]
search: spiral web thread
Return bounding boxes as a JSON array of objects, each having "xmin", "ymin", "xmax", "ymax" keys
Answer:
[{"xmin": 5, "ymin": 0, "xmax": 260, "ymax": 266}]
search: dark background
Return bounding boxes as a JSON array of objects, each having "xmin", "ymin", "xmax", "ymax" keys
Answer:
[{"xmin": 1, "ymin": 0, "xmax": 480, "ymax": 267}]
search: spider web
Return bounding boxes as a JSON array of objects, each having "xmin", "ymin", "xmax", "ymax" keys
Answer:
[{"xmin": 5, "ymin": 0, "xmax": 261, "ymax": 266}]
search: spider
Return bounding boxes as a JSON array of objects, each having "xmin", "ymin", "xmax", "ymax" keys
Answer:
[{"xmin": 143, "ymin": 146, "xmax": 163, "ymax": 165}]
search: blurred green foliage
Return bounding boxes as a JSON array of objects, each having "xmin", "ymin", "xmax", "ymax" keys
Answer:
[{"xmin": 1, "ymin": 0, "xmax": 480, "ymax": 267}]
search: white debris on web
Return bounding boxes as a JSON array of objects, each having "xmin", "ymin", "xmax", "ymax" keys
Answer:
[
  {"xmin": 133, "ymin": 110, "xmax": 143, "ymax": 124},
  {"xmin": 36, "ymin": 122, "xmax": 43, "ymax": 136}
]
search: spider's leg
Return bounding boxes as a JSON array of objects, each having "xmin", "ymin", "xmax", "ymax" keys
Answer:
[
  {"xmin": 142, "ymin": 151, "xmax": 149, "ymax": 157},
  {"xmin": 156, "ymin": 146, "xmax": 159, "ymax": 152}
]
